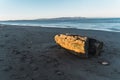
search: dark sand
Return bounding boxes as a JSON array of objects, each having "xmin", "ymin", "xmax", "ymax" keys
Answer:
[{"xmin": 0, "ymin": 25, "xmax": 120, "ymax": 80}]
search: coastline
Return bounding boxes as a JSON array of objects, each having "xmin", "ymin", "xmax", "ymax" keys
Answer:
[{"xmin": 0, "ymin": 25, "xmax": 120, "ymax": 80}]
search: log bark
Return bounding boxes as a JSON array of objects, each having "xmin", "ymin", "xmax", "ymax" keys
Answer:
[{"xmin": 54, "ymin": 34, "xmax": 103, "ymax": 58}]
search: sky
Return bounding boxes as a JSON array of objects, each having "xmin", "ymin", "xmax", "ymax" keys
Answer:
[{"xmin": 0, "ymin": 0, "xmax": 120, "ymax": 20}]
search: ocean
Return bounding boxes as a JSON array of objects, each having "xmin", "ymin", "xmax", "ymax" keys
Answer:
[{"xmin": 0, "ymin": 18, "xmax": 120, "ymax": 32}]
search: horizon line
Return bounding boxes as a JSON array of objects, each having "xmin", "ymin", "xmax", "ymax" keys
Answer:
[{"xmin": 1, "ymin": 16, "xmax": 120, "ymax": 21}]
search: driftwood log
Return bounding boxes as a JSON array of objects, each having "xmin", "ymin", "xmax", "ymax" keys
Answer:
[{"xmin": 54, "ymin": 34, "xmax": 103, "ymax": 58}]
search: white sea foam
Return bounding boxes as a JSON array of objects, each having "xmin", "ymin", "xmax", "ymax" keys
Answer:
[{"xmin": 0, "ymin": 20, "xmax": 120, "ymax": 32}]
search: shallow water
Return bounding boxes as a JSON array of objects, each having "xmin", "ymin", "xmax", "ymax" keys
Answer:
[{"xmin": 0, "ymin": 18, "xmax": 120, "ymax": 32}]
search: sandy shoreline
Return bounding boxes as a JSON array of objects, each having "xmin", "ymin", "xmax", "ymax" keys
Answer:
[{"xmin": 0, "ymin": 25, "xmax": 120, "ymax": 80}]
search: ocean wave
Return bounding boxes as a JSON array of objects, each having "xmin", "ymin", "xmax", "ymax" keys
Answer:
[{"xmin": 0, "ymin": 21, "xmax": 120, "ymax": 32}]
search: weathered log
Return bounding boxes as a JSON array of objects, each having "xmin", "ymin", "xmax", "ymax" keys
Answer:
[{"xmin": 54, "ymin": 34, "xmax": 103, "ymax": 58}]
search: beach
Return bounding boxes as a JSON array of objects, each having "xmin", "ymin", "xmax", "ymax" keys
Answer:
[{"xmin": 0, "ymin": 25, "xmax": 120, "ymax": 80}]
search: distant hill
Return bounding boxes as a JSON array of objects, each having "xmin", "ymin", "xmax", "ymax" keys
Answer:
[{"xmin": 35, "ymin": 17, "xmax": 86, "ymax": 20}]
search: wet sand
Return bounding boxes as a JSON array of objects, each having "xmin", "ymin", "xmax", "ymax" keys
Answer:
[{"xmin": 0, "ymin": 25, "xmax": 120, "ymax": 80}]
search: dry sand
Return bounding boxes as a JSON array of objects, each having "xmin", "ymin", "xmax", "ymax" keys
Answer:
[{"xmin": 0, "ymin": 25, "xmax": 120, "ymax": 80}]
